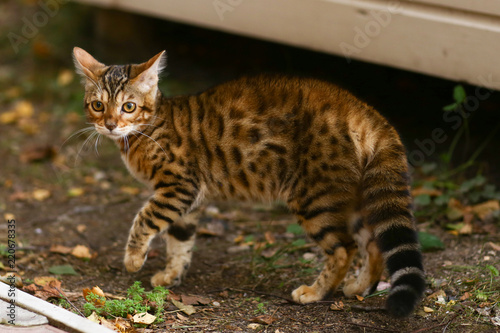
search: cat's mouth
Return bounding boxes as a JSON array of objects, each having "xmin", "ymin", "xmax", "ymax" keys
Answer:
[{"xmin": 95, "ymin": 125, "xmax": 131, "ymax": 140}]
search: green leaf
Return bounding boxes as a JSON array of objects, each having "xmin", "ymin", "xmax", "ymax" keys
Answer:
[
  {"xmin": 291, "ymin": 239, "xmax": 306, "ymax": 247},
  {"xmin": 445, "ymin": 222, "xmax": 464, "ymax": 231},
  {"xmin": 287, "ymin": 224, "xmax": 303, "ymax": 235},
  {"xmin": 421, "ymin": 163, "xmax": 437, "ymax": 175},
  {"xmin": 442, "ymin": 103, "xmax": 457, "ymax": 112},
  {"xmin": 244, "ymin": 235, "xmax": 255, "ymax": 243},
  {"xmin": 440, "ymin": 152, "xmax": 451, "ymax": 163},
  {"xmin": 486, "ymin": 265, "xmax": 499, "ymax": 277},
  {"xmin": 460, "ymin": 175, "xmax": 486, "ymax": 192},
  {"xmin": 49, "ymin": 265, "xmax": 78, "ymax": 275},
  {"xmin": 414, "ymin": 194, "xmax": 431, "ymax": 206},
  {"xmin": 453, "ymin": 85, "xmax": 467, "ymax": 104},
  {"xmin": 434, "ymin": 194, "xmax": 451, "ymax": 206},
  {"xmin": 418, "ymin": 231, "xmax": 445, "ymax": 252}
]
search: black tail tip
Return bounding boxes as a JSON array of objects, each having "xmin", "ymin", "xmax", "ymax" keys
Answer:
[{"xmin": 386, "ymin": 288, "xmax": 420, "ymax": 318}]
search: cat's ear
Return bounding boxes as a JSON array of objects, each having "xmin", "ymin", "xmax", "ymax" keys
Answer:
[
  {"xmin": 73, "ymin": 47, "xmax": 105, "ymax": 82},
  {"xmin": 130, "ymin": 51, "xmax": 166, "ymax": 92}
]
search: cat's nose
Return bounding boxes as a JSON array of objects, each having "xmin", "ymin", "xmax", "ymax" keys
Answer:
[{"xmin": 105, "ymin": 121, "xmax": 117, "ymax": 132}]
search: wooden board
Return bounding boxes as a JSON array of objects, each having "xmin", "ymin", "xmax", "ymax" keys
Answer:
[{"xmin": 76, "ymin": 0, "xmax": 500, "ymax": 91}]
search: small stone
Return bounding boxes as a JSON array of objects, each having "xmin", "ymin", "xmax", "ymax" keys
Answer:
[
  {"xmin": 302, "ymin": 252, "xmax": 317, "ymax": 261},
  {"xmin": 227, "ymin": 245, "xmax": 250, "ymax": 254},
  {"xmin": 212, "ymin": 301, "xmax": 220, "ymax": 307},
  {"xmin": 205, "ymin": 205, "xmax": 220, "ymax": 216}
]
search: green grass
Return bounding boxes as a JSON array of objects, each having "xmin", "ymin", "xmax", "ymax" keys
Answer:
[{"xmin": 83, "ymin": 282, "xmax": 169, "ymax": 324}]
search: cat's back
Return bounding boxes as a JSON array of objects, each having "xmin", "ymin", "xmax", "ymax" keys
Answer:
[{"xmin": 197, "ymin": 75, "xmax": 397, "ymax": 161}]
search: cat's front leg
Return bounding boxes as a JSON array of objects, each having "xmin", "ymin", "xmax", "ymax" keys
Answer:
[
  {"xmin": 124, "ymin": 182, "xmax": 200, "ymax": 273},
  {"xmin": 151, "ymin": 212, "xmax": 198, "ymax": 287}
]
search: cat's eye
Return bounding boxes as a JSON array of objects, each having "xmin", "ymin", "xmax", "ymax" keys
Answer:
[
  {"xmin": 122, "ymin": 102, "xmax": 136, "ymax": 113},
  {"xmin": 91, "ymin": 101, "xmax": 104, "ymax": 112}
]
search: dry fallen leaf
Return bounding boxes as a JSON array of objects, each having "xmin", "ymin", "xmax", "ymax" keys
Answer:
[
  {"xmin": 25, "ymin": 278, "xmax": 65, "ymax": 300},
  {"xmin": 57, "ymin": 69, "xmax": 74, "ymax": 86},
  {"xmin": 16, "ymin": 100, "xmax": 34, "ymax": 118},
  {"xmin": 9, "ymin": 191, "xmax": 31, "ymax": 202},
  {"xmin": 329, "ymin": 301, "xmax": 344, "ymax": 311},
  {"xmin": 32, "ymin": 188, "xmax": 51, "ymax": 201},
  {"xmin": 120, "ymin": 186, "xmax": 140, "ymax": 195},
  {"xmin": 0, "ymin": 111, "xmax": 18, "ymax": 124},
  {"xmin": 83, "ymin": 286, "xmax": 106, "ymax": 306},
  {"xmin": 115, "ymin": 317, "xmax": 135, "ymax": 332},
  {"xmin": 34, "ymin": 276, "xmax": 59, "ymax": 287},
  {"xmin": 447, "ymin": 198, "xmax": 465, "ymax": 221},
  {"xmin": 486, "ymin": 242, "xmax": 500, "ymax": 252},
  {"xmin": 458, "ymin": 213, "xmax": 474, "ymax": 235},
  {"xmin": 250, "ymin": 315, "xmax": 277, "ymax": 325},
  {"xmin": 99, "ymin": 318, "xmax": 117, "ymax": 331},
  {"xmin": 472, "ymin": 200, "xmax": 500, "ymax": 220},
  {"xmin": 264, "ymin": 231, "xmax": 276, "ymax": 244},
  {"xmin": 71, "ymin": 245, "xmax": 92, "ymax": 259},
  {"xmin": 260, "ymin": 247, "xmax": 279, "ymax": 259},
  {"xmin": 76, "ymin": 224, "xmax": 87, "ymax": 233},
  {"xmin": 132, "ymin": 312, "xmax": 156, "ymax": 325},
  {"xmin": 23, "ymin": 284, "xmax": 38, "ymax": 294},
  {"xmin": 0, "ymin": 272, "xmax": 23, "ymax": 288},
  {"xmin": 67, "ymin": 187, "xmax": 85, "ymax": 197},
  {"xmin": 460, "ymin": 292, "xmax": 472, "ymax": 301},
  {"xmin": 233, "ymin": 235, "xmax": 244, "ymax": 243},
  {"xmin": 171, "ymin": 298, "xmax": 196, "ymax": 315},
  {"xmin": 423, "ymin": 306, "xmax": 434, "ymax": 313},
  {"xmin": 427, "ymin": 289, "xmax": 446, "ymax": 300},
  {"xmin": 181, "ymin": 294, "xmax": 211, "ymax": 306},
  {"xmin": 176, "ymin": 313, "xmax": 188, "ymax": 321},
  {"xmin": 412, "ymin": 187, "xmax": 443, "ymax": 197},
  {"xmin": 50, "ymin": 244, "xmax": 73, "ymax": 255},
  {"xmin": 247, "ymin": 323, "xmax": 261, "ymax": 330},
  {"xmin": 197, "ymin": 219, "xmax": 225, "ymax": 237},
  {"xmin": 87, "ymin": 312, "xmax": 100, "ymax": 323},
  {"xmin": 0, "ymin": 101, "xmax": 34, "ymax": 125},
  {"xmin": 355, "ymin": 295, "xmax": 364, "ymax": 302},
  {"xmin": 19, "ymin": 145, "xmax": 56, "ymax": 163}
]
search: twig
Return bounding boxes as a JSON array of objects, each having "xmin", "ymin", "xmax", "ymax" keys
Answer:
[
  {"xmin": 346, "ymin": 321, "xmax": 399, "ymax": 332},
  {"xmin": 55, "ymin": 287, "xmax": 85, "ymax": 317},
  {"xmin": 349, "ymin": 304, "xmax": 386, "ymax": 313},
  {"xmin": 207, "ymin": 287, "xmax": 299, "ymax": 304},
  {"xmin": 410, "ymin": 313, "xmax": 459, "ymax": 333}
]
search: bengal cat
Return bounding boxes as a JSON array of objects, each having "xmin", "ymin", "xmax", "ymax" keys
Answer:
[{"xmin": 73, "ymin": 47, "xmax": 425, "ymax": 317}]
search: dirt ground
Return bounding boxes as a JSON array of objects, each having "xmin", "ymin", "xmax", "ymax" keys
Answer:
[{"xmin": 1, "ymin": 1, "xmax": 499, "ymax": 332}]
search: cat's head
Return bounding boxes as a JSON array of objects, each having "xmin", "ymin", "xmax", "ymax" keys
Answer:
[{"xmin": 73, "ymin": 47, "xmax": 165, "ymax": 140}]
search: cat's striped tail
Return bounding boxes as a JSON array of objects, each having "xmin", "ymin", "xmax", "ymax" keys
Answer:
[{"xmin": 361, "ymin": 143, "xmax": 425, "ymax": 318}]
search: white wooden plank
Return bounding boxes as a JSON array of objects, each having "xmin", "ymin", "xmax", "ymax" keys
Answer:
[
  {"xmin": 0, "ymin": 283, "xmax": 114, "ymax": 333},
  {"xmin": 407, "ymin": 0, "xmax": 500, "ymax": 17},
  {"xmin": 0, "ymin": 299, "xmax": 48, "ymax": 326},
  {"xmin": 75, "ymin": 0, "xmax": 500, "ymax": 90}
]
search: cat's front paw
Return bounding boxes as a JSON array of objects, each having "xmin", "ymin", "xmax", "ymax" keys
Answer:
[
  {"xmin": 124, "ymin": 248, "xmax": 147, "ymax": 272},
  {"xmin": 292, "ymin": 285, "xmax": 323, "ymax": 304},
  {"xmin": 151, "ymin": 269, "xmax": 183, "ymax": 287}
]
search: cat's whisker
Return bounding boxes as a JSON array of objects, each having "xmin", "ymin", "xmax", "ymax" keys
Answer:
[
  {"xmin": 61, "ymin": 126, "xmax": 95, "ymax": 148},
  {"xmin": 125, "ymin": 135, "xmax": 130, "ymax": 160},
  {"xmin": 94, "ymin": 133, "xmax": 102, "ymax": 156},
  {"xmin": 74, "ymin": 131, "xmax": 98, "ymax": 166},
  {"xmin": 131, "ymin": 129, "xmax": 168, "ymax": 157}
]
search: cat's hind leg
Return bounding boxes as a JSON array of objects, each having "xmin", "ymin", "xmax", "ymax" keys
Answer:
[
  {"xmin": 343, "ymin": 226, "xmax": 384, "ymax": 297},
  {"xmin": 151, "ymin": 212, "xmax": 198, "ymax": 287},
  {"xmin": 289, "ymin": 195, "xmax": 357, "ymax": 303},
  {"xmin": 292, "ymin": 238, "xmax": 357, "ymax": 303}
]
